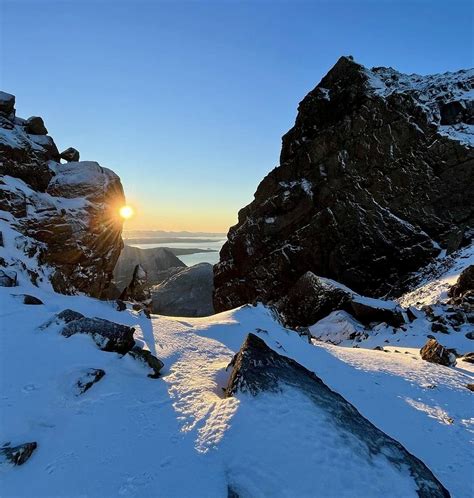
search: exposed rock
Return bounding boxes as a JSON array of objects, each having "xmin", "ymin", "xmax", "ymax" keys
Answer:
[
  {"xmin": 349, "ymin": 297, "xmax": 405, "ymax": 328},
  {"xmin": 225, "ymin": 334, "xmax": 450, "ymax": 498},
  {"xmin": 277, "ymin": 272, "xmax": 353, "ymax": 327},
  {"xmin": 0, "ymin": 93, "xmax": 125, "ymax": 298},
  {"xmin": 21, "ymin": 294, "xmax": 43, "ymax": 305},
  {"xmin": 0, "ymin": 91, "xmax": 15, "ymax": 116},
  {"xmin": 0, "ymin": 231, "xmax": 3, "ymax": 247},
  {"xmin": 128, "ymin": 346, "xmax": 164, "ymax": 378},
  {"xmin": 460, "ymin": 352, "xmax": 474, "ymax": 364},
  {"xmin": 25, "ymin": 116, "xmax": 48, "ymax": 135},
  {"xmin": 0, "ymin": 442, "xmax": 37, "ymax": 466},
  {"xmin": 60, "ymin": 317, "xmax": 135, "ymax": 354},
  {"xmin": 75, "ymin": 368, "xmax": 105, "ymax": 395},
  {"xmin": 60, "ymin": 147, "xmax": 80, "ymax": 162},
  {"xmin": 120, "ymin": 264, "xmax": 150, "ymax": 303},
  {"xmin": 420, "ymin": 339, "xmax": 457, "ymax": 367},
  {"xmin": 151, "ymin": 263, "xmax": 214, "ymax": 317},
  {"xmin": 114, "ymin": 245, "xmax": 185, "ymax": 291},
  {"xmin": 431, "ymin": 322, "xmax": 449, "ymax": 334},
  {"xmin": 467, "ymin": 384, "xmax": 474, "ymax": 392},
  {"xmin": 214, "ymin": 57, "xmax": 473, "ymax": 322},
  {"xmin": 0, "ymin": 269, "xmax": 17, "ymax": 287},
  {"xmin": 448, "ymin": 265, "xmax": 474, "ymax": 310},
  {"xmin": 466, "ymin": 332, "xmax": 474, "ymax": 340}
]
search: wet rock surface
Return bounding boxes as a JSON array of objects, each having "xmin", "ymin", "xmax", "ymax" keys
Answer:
[
  {"xmin": 226, "ymin": 334, "xmax": 450, "ymax": 498},
  {"xmin": 214, "ymin": 57, "xmax": 473, "ymax": 323}
]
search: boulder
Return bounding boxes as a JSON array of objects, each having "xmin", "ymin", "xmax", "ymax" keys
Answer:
[
  {"xmin": 60, "ymin": 317, "xmax": 135, "ymax": 354},
  {"xmin": 214, "ymin": 57, "xmax": 473, "ymax": 323},
  {"xmin": 25, "ymin": 116, "xmax": 48, "ymax": 135},
  {"xmin": 420, "ymin": 339, "xmax": 457, "ymax": 367},
  {"xmin": 21, "ymin": 294, "xmax": 43, "ymax": 305},
  {"xmin": 128, "ymin": 346, "xmax": 164, "ymax": 378},
  {"xmin": 0, "ymin": 442, "xmax": 37, "ymax": 466},
  {"xmin": 0, "ymin": 270, "xmax": 17, "ymax": 287},
  {"xmin": 60, "ymin": 147, "xmax": 80, "ymax": 162},
  {"xmin": 75, "ymin": 368, "xmax": 106, "ymax": 395},
  {"xmin": 0, "ymin": 91, "xmax": 15, "ymax": 116},
  {"xmin": 225, "ymin": 334, "xmax": 450, "ymax": 498},
  {"xmin": 466, "ymin": 332, "xmax": 474, "ymax": 340},
  {"xmin": 278, "ymin": 272, "xmax": 353, "ymax": 327},
  {"xmin": 348, "ymin": 296, "xmax": 405, "ymax": 327}
]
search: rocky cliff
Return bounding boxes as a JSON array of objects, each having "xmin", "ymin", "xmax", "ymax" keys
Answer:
[
  {"xmin": 214, "ymin": 57, "xmax": 473, "ymax": 320},
  {"xmin": 0, "ymin": 91, "xmax": 125, "ymax": 297}
]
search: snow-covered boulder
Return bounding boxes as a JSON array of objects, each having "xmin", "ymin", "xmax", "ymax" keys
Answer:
[
  {"xmin": 309, "ymin": 310, "xmax": 366, "ymax": 344},
  {"xmin": 225, "ymin": 333, "xmax": 450, "ymax": 498}
]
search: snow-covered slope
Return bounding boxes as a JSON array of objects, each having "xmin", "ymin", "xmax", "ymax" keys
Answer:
[{"xmin": 1, "ymin": 264, "xmax": 472, "ymax": 496}]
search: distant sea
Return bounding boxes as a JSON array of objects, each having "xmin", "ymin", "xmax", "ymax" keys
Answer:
[{"xmin": 127, "ymin": 236, "xmax": 226, "ymax": 266}]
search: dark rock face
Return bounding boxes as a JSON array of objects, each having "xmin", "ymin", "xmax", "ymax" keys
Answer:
[
  {"xmin": 277, "ymin": 272, "xmax": 353, "ymax": 327},
  {"xmin": 349, "ymin": 297, "xmax": 405, "ymax": 328},
  {"xmin": 120, "ymin": 264, "xmax": 150, "ymax": 303},
  {"xmin": 420, "ymin": 339, "xmax": 457, "ymax": 367},
  {"xmin": 60, "ymin": 316, "xmax": 135, "ymax": 354},
  {"xmin": 25, "ymin": 116, "xmax": 47, "ymax": 135},
  {"xmin": 151, "ymin": 262, "xmax": 214, "ymax": 317},
  {"xmin": 0, "ymin": 92, "xmax": 125, "ymax": 298},
  {"xmin": 214, "ymin": 57, "xmax": 473, "ymax": 320},
  {"xmin": 128, "ymin": 346, "xmax": 164, "ymax": 378},
  {"xmin": 17, "ymin": 294, "xmax": 43, "ymax": 305},
  {"xmin": 0, "ymin": 442, "xmax": 37, "ymax": 466},
  {"xmin": 75, "ymin": 368, "xmax": 106, "ymax": 395},
  {"xmin": 226, "ymin": 334, "xmax": 450, "ymax": 498},
  {"xmin": 60, "ymin": 147, "xmax": 80, "ymax": 162},
  {"xmin": 448, "ymin": 265, "xmax": 474, "ymax": 310}
]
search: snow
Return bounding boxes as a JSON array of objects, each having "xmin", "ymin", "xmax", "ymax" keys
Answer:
[
  {"xmin": 364, "ymin": 65, "xmax": 474, "ymax": 146},
  {"xmin": 1, "ymin": 275, "xmax": 473, "ymax": 497}
]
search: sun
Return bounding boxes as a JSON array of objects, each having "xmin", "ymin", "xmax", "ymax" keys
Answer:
[{"xmin": 119, "ymin": 205, "xmax": 134, "ymax": 220}]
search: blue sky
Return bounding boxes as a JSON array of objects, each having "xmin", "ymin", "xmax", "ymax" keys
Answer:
[{"xmin": 1, "ymin": 0, "xmax": 472, "ymax": 231}]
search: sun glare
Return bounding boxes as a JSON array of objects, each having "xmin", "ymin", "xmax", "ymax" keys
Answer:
[{"xmin": 119, "ymin": 205, "xmax": 134, "ymax": 220}]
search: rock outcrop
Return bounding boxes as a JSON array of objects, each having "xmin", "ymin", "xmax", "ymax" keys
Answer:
[
  {"xmin": 214, "ymin": 57, "xmax": 473, "ymax": 321},
  {"xmin": 0, "ymin": 92, "xmax": 125, "ymax": 297},
  {"xmin": 420, "ymin": 338, "xmax": 457, "ymax": 367},
  {"xmin": 226, "ymin": 334, "xmax": 450, "ymax": 498},
  {"xmin": 0, "ymin": 442, "xmax": 37, "ymax": 466},
  {"xmin": 151, "ymin": 262, "xmax": 214, "ymax": 317},
  {"xmin": 448, "ymin": 265, "xmax": 473, "ymax": 310}
]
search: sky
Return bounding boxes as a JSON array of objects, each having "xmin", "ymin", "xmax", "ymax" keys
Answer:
[{"xmin": 0, "ymin": 0, "xmax": 472, "ymax": 232}]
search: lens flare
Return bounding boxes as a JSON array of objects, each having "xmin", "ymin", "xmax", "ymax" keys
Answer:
[{"xmin": 119, "ymin": 205, "xmax": 134, "ymax": 220}]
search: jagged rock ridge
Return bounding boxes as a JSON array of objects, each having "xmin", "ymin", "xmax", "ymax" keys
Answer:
[
  {"xmin": 214, "ymin": 57, "xmax": 474, "ymax": 320},
  {"xmin": 0, "ymin": 91, "xmax": 125, "ymax": 297}
]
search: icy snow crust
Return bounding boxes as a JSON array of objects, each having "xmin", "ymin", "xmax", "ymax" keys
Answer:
[{"xmin": 365, "ymin": 66, "xmax": 474, "ymax": 146}]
